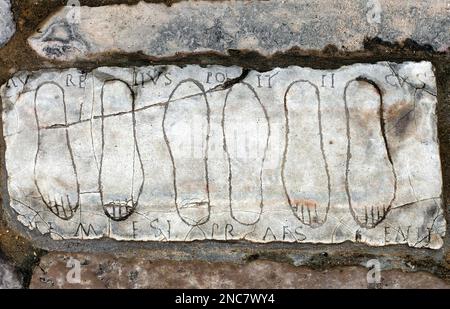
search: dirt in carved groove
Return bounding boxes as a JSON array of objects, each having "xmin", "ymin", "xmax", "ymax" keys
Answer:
[{"xmin": 0, "ymin": 0, "xmax": 449, "ymax": 287}]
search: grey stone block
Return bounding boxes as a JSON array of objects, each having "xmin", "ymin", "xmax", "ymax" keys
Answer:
[{"xmin": 0, "ymin": 0, "xmax": 15, "ymax": 47}]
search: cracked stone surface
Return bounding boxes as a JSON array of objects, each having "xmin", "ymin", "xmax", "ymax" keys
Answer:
[
  {"xmin": 29, "ymin": 253, "xmax": 450, "ymax": 289},
  {"xmin": 0, "ymin": 0, "xmax": 15, "ymax": 47},
  {"xmin": 0, "ymin": 255, "xmax": 22, "ymax": 289},
  {"xmin": 1, "ymin": 61, "xmax": 445, "ymax": 248},
  {"xmin": 27, "ymin": 0, "xmax": 450, "ymax": 61}
]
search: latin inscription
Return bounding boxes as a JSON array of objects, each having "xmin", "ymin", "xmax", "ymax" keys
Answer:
[{"xmin": 1, "ymin": 63, "xmax": 445, "ymax": 248}]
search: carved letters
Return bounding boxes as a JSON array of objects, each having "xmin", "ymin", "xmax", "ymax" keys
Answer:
[{"xmin": 1, "ymin": 63, "xmax": 445, "ymax": 248}]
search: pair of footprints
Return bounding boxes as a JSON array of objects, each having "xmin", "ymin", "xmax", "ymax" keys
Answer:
[
  {"xmin": 33, "ymin": 78, "xmax": 396, "ymax": 229},
  {"xmin": 282, "ymin": 79, "xmax": 396, "ymax": 229},
  {"xmin": 34, "ymin": 80, "xmax": 142, "ymax": 222}
]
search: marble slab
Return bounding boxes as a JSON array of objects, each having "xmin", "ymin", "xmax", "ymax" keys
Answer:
[
  {"xmin": 1, "ymin": 62, "xmax": 445, "ymax": 248},
  {"xmin": 27, "ymin": 0, "xmax": 450, "ymax": 61}
]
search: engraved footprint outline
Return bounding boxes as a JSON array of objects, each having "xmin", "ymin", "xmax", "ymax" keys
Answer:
[
  {"xmin": 99, "ymin": 79, "xmax": 145, "ymax": 221},
  {"xmin": 344, "ymin": 77, "xmax": 397, "ymax": 229},
  {"xmin": 34, "ymin": 82, "xmax": 80, "ymax": 220},
  {"xmin": 162, "ymin": 79, "xmax": 211, "ymax": 227},
  {"xmin": 222, "ymin": 82, "xmax": 270, "ymax": 226},
  {"xmin": 281, "ymin": 80, "xmax": 331, "ymax": 228}
]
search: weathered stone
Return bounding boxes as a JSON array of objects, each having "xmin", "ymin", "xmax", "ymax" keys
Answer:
[
  {"xmin": 0, "ymin": 255, "xmax": 22, "ymax": 289},
  {"xmin": 28, "ymin": 0, "xmax": 450, "ymax": 61},
  {"xmin": 29, "ymin": 252, "xmax": 450, "ymax": 289},
  {"xmin": 1, "ymin": 61, "xmax": 445, "ymax": 248},
  {"xmin": 0, "ymin": 0, "xmax": 14, "ymax": 47}
]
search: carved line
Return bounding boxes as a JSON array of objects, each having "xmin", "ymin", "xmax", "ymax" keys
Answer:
[
  {"xmin": 98, "ymin": 79, "xmax": 145, "ymax": 221},
  {"xmin": 281, "ymin": 80, "xmax": 331, "ymax": 228},
  {"xmin": 89, "ymin": 75, "xmax": 100, "ymax": 172},
  {"xmin": 222, "ymin": 82, "xmax": 270, "ymax": 226},
  {"xmin": 162, "ymin": 79, "xmax": 211, "ymax": 227},
  {"xmin": 12, "ymin": 198, "xmax": 66, "ymax": 240},
  {"xmin": 41, "ymin": 91, "xmax": 221, "ymax": 130},
  {"xmin": 343, "ymin": 77, "xmax": 398, "ymax": 229},
  {"xmin": 33, "ymin": 82, "xmax": 81, "ymax": 221}
]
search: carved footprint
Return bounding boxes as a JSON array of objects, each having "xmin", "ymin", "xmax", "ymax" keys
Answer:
[
  {"xmin": 99, "ymin": 80, "xmax": 144, "ymax": 221},
  {"xmin": 344, "ymin": 78, "xmax": 397, "ymax": 229},
  {"xmin": 34, "ymin": 82, "xmax": 80, "ymax": 220},
  {"xmin": 163, "ymin": 80, "xmax": 211, "ymax": 226},
  {"xmin": 223, "ymin": 83, "xmax": 269, "ymax": 226},
  {"xmin": 282, "ymin": 81, "xmax": 331, "ymax": 228}
]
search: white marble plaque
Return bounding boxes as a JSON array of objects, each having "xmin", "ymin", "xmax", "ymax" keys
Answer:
[{"xmin": 1, "ymin": 62, "xmax": 445, "ymax": 248}]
